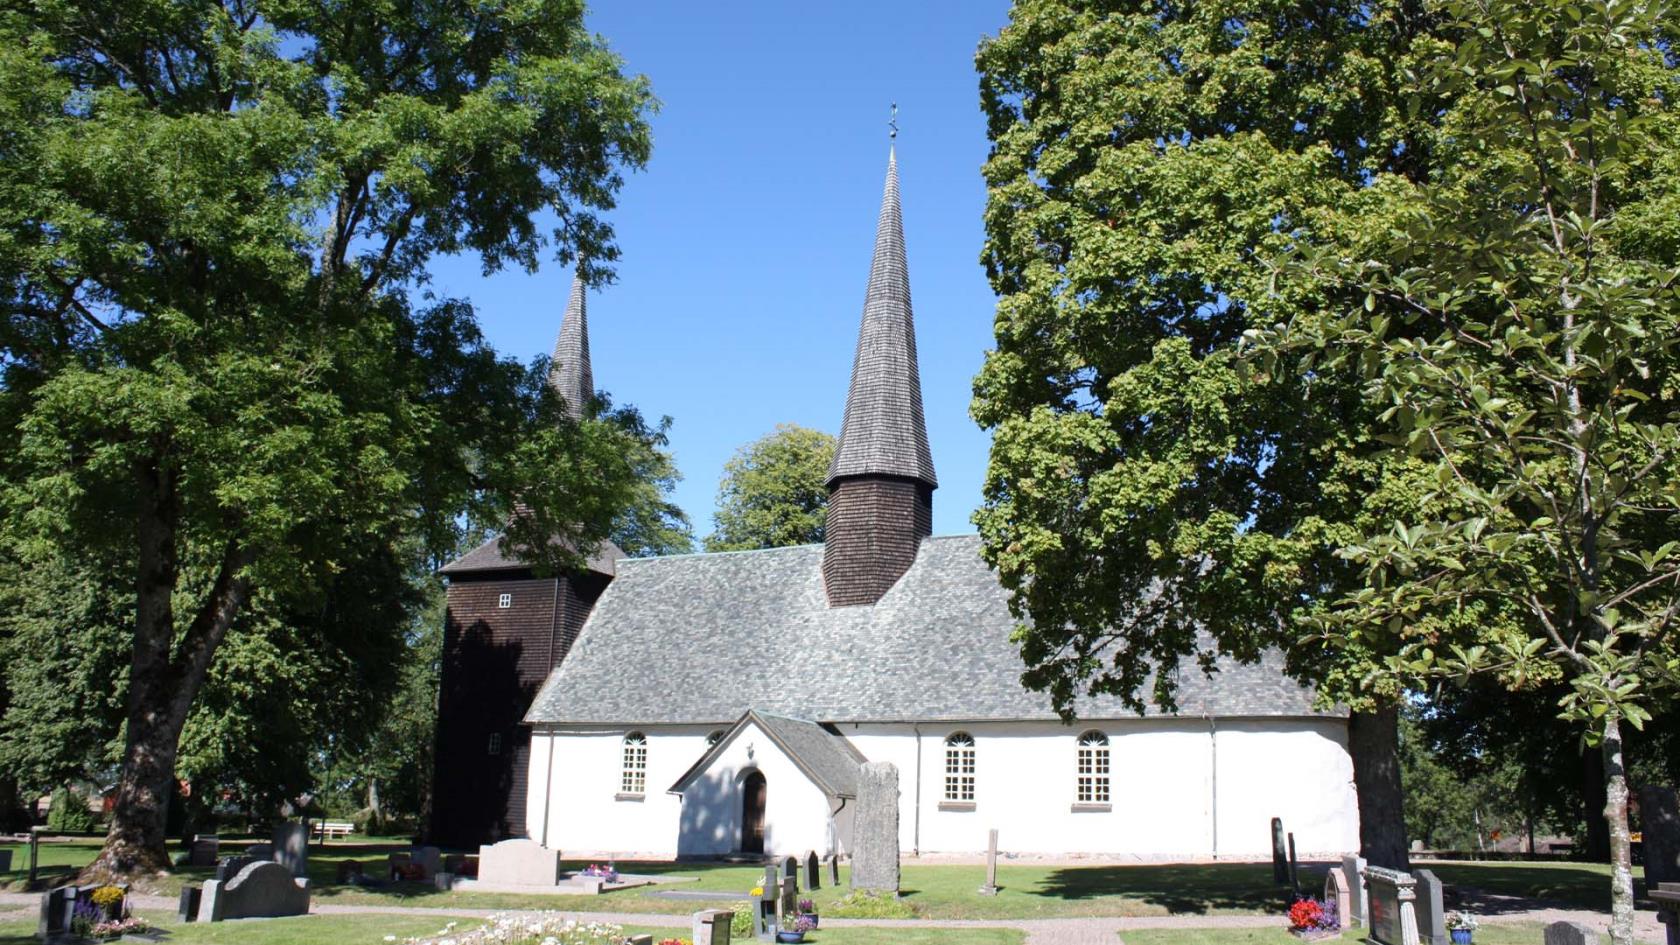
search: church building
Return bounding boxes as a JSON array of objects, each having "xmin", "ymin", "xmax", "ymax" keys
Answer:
[{"xmin": 436, "ymin": 150, "xmax": 1362, "ymax": 859}]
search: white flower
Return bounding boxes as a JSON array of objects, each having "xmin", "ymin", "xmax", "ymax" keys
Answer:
[{"xmin": 384, "ymin": 937, "xmax": 396, "ymax": 942}]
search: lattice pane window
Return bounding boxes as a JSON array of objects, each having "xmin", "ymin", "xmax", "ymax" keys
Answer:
[
  {"xmin": 1076, "ymin": 731, "xmax": 1110, "ymax": 803},
  {"xmin": 621, "ymin": 732, "xmax": 647, "ymax": 795},
  {"xmin": 944, "ymin": 732, "xmax": 976, "ymax": 802}
]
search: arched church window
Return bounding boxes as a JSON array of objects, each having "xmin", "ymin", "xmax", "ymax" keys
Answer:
[
  {"xmin": 1076, "ymin": 730, "xmax": 1110, "ymax": 804},
  {"xmin": 943, "ymin": 732, "xmax": 975, "ymax": 802},
  {"xmin": 705, "ymin": 730, "xmax": 725, "ymax": 749},
  {"xmin": 621, "ymin": 732, "xmax": 647, "ymax": 795}
]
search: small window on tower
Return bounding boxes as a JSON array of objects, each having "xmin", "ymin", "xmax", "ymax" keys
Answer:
[
  {"xmin": 487, "ymin": 733, "xmax": 502, "ymax": 755},
  {"xmin": 497, "ymin": 593, "xmax": 512, "ymax": 609}
]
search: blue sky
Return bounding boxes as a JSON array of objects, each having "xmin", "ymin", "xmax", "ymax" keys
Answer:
[{"xmin": 425, "ymin": 1, "xmax": 1015, "ymax": 541}]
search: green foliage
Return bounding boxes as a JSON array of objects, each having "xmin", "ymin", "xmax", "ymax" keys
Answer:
[
  {"xmin": 730, "ymin": 902, "xmax": 755, "ymax": 937},
  {"xmin": 47, "ymin": 787, "xmax": 102, "ymax": 834},
  {"xmin": 825, "ymin": 891, "xmax": 918, "ymax": 919},
  {"xmin": 705, "ymin": 424, "xmax": 836, "ymax": 553},
  {"xmin": 0, "ymin": 0, "xmax": 658, "ymax": 868}
]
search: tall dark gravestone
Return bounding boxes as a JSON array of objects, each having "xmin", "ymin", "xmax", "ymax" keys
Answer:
[
  {"xmin": 1271, "ymin": 818, "xmax": 1289, "ymax": 884},
  {"xmin": 1643, "ymin": 786, "xmax": 1680, "ymax": 888}
]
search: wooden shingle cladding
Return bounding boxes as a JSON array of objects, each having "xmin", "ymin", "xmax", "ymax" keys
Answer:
[
  {"xmin": 429, "ymin": 569, "xmax": 609, "ymax": 847},
  {"xmin": 821, "ymin": 476, "xmax": 932, "ymax": 607}
]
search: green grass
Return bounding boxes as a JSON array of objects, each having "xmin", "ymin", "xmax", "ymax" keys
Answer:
[
  {"xmin": 0, "ymin": 909, "xmax": 1023, "ymax": 945},
  {"xmin": 0, "ymin": 844, "xmax": 1645, "ymax": 922}
]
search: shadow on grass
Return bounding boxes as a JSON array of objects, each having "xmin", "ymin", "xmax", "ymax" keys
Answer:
[{"xmin": 1035, "ymin": 862, "xmax": 1300, "ymax": 915}]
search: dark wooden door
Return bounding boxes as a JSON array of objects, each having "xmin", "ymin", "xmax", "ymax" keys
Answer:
[{"xmin": 741, "ymin": 771, "xmax": 766, "ymax": 853}]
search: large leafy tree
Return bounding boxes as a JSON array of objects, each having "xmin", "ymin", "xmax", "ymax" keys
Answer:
[
  {"xmin": 0, "ymin": 0, "xmax": 654, "ymax": 875},
  {"xmin": 972, "ymin": 0, "xmax": 1450, "ymax": 867},
  {"xmin": 1245, "ymin": 0, "xmax": 1680, "ymax": 937},
  {"xmin": 705, "ymin": 424, "xmax": 836, "ymax": 553}
]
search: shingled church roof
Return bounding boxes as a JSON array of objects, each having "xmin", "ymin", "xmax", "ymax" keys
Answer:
[
  {"xmin": 439, "ymin": 533, "xmax": 623, "ymax": 577},
  {"xmin": 826, "ymin": 150, "xmax": 937, "ymax": 489},
  {"xmin": 525, "ymin": 534, "xmax": 1331, "ymax": 725},
  {"xmin": 549, "ymin": 273, "xmax": 593, "ymax": 420}
]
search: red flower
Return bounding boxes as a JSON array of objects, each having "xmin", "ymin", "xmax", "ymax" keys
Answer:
[{"xmin": 1289, "ymin": 899, "xmax": 1325, "ymax": 930}]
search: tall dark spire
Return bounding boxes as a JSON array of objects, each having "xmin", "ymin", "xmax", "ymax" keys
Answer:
[
  {"xmin": 548, "ymin": 273, "xmax": 593, "ymax": 419},
  {"xmin": 823, "ymin": 147, "xmax": 937, "ymax": 607},
  {"xmin": 826, "ymin": 148, "xmax": 938, "ymax": 489}
]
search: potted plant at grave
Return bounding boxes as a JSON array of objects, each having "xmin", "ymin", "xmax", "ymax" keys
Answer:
[
  {"xmin": 1447, "ymin": 911, "xmax": 1479, "ymax": 944},
  {"xmin": 797, "ymin": 898, "xmax": 819, "ymax": 927},
  {"xmin": 776, "ymin": 913, "xmax": 816, "ymax": 943},
  {"xmin": 89, "ymin": 885, "xmax": 126, "ymax": 921},
  {"xmin": 583, "ymin": 862, "xmax": 620, "ymax": 883}
]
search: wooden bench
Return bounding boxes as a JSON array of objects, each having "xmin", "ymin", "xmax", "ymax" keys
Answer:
[{"xmin": 312, "ymin": 821, "xmax": 354, "ymax": 841}]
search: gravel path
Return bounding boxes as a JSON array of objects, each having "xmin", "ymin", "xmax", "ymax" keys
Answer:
[{"xmin": 1, "ymin": 892, "xmax": 1666, "ymax": 945}]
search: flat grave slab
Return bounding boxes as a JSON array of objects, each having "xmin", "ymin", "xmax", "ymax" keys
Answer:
[{"xmin": 451, "ymin": 871, "xmax": 695, "ymax": 896}]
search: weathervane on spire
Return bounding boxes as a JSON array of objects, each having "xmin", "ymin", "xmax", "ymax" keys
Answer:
[{"xmin": 888, "ymin": 102, "xmax": 898, "ymax": 140}]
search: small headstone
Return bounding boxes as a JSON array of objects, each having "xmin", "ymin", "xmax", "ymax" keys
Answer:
[
  {"xmin": 1643, "ymin": 787, "xmax": 1680, "ymax": 888},
  {"xmin": 244, "ymin": 842, "xmax": 274, "ymax": 859},
  {"xmin": 1652, "ymin": 883, "xmax": 1680, "ymax": 945},
  {"xmin": 1271, "ymin": 818, "xmax": 1289, "ymax": 884},
  {"xmin": 38, "ymin": 885, "xmax": 74, "ymax": 939},
  {"xmin": 1544, "ymin": 921, "xmax": 1600, "ymax": 945},
  {"xmin": 979, "ymin": 828, "xmax": 1000, "ymax": 896},
  {"xmin": 434, "ymin": 872, "xmax": 454, "ymax": 891},
  {"xmin": 1343, "ymin": 855, "xmax": 1369, "ymax": 927},
  {"xmin": 693, "ymin": 908, "xmax": 733, "ymax": 945},
  {"xmin": 1414, "ymin": 869, "xmax": 1446, "ymax": 945},
  {"xmin": 1324, "ymin": 867, "xmax": 1351, "ymax": 930},
  {"xmin": 804, "ymin": 850, "xmax": 820, "ymax": 890},
  {"xmin": 177, "ymin": 885, "xmax": 202, "ymax": 923},
  {"xmin": 412, "ymin": 846, "xmax": 443, "ymax": 881},
  {"xmin": 852, "ymin": 761, "xmax": 900, "ymax": 894},
  {"xmin": 0, "ymin": 849, "xmax": 10, "ymax": 872},
  {"xmin": 336, "ymin": 859, "xmax": 364, "ymax": 884},
  {"xmin": 1287, "ymin": 832, "xmax": 1300, "ymax": 892},
  {"xmin": 825, "ymin": 854, "xmax": 839, "ymax": 887},
  {"xmin": 273, "ymin": 822, "xmax": 309, "ymax": 878},
  {"xmin": 476, "ymin": 838, "xmax": 562, "ymax": 887},
  {"xmin": 779, "ymin": 876, "xmax": 798, "ymax": 926},
  {"xmin": 189, "ymin": 834, "xmax": 220, "ymax": 867},
  {"xmin": 198, "ymin": 861, "xmax": 310, "ymax": 922},
  {"xmin": 28, "ymin": 827, "xmax": 40, "ymax": 883},
  {"xmin": 755, "ymin": 868, "xmax": 777, "ymax": 942},
  {"xmin": 781, "ymin": 855, "xmax": 798, "ymax": 885},
  {"xmin": 216, "ymin": 854, "xmax": 261, "ymax": 881},
  {"xmin": 1363, "ymin": 865, "xmax": 1419, "ymax": 945}
]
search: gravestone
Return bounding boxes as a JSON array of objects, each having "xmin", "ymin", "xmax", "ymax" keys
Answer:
[
  {"xmin": 1414, "ymin": 869, "xmax": 1446, "ymax": 945},
  {"xmin": 273, "ymin": 822, "xmax": 309, "ymax": 878},
  {"xmin": 804, "ymin": 850, "xmax": 820, "ymax": 890},
  {"xmin": 336, "ymin": 860, "xmax": 364, "ymax": 884},
  {"xmin": 755, "ymin": 867, "xmax": 777, "ymax": 942},
  {"xmin": 28, "ymin": 827, "xmax": 40, "ymax": 883},
  {"xmin": 1652, "ymin": 883, "xmax": 1680, "ymax": 945},
  {"xmin": 189, "ymin": 834, "xmax": 220, "ymax": 867},
  {"xmin": 178, "ymin": 885, "xmax": 202, "ymax": 923},
  {"xmin": 1324, "ymin": 867, "xmax": 1352, "ymax": 930},
  {"xmin": 1287, "ymin": 832, "xmax": 1300, "ymax": 891},
  {"xmin": 0, "ymin": 849, "xmax": 10, "ymax": 873},
  {"xmin": 476, "ymin": 838, "xmax": 562, "ymax": 887},
  {"xmin": 1544, "ymin": 921, "xmax": 1600, "ymax": 945},
  {"xmin": 1363, "ymin": 865, "xmax": 1420, "ymax": 945},
  {"xmin": 37, "ymin": 885, "xmax": 76, "ymax": 939},
  {"xmin": 979, "ymin": 828, "xmax": 1000, "ymax": 896},
  {"xmin": 1272, "ymin": 818, "xmax": 1289, "ymax": 883},
  {"xmin": 781, "ymin": 855, "xmax": 798, "ymax": 885},
  {"xmin": 1343, "ymin": 855, "xmax": 1370, "ymax": 927},
  {"xmin": 216, "ymin": 854, "xmax": 261, "ymax": 881},
  {"xmin": 779, "ymin": 875, "xmax": 798, "ymax": 926},
  {"xmin": 693, "ymin": 908, "xmax": 733, "ymax": 945},
  {"xmin": 852, "ymin": 761, "xmax": 900, "ymax": 894},
  {"xmin": 411, "ymin": 846, "xmax": 443, "ymax": 881},
  {"xmin": 198, "ymin": 860, "xmax": 311, "ymax": 921},
  {"xmin": 1643, "ymin": 787, "xmax": 1680, "ymax": 888},
  {"xmin": 825, "ymin": 854, "xmax": 839, "ymax": 887},
  {"xmin": 244, "ymin": 842, "xmax": 274, "ymax": 859}
]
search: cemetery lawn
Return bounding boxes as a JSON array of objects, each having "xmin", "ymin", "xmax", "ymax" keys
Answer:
[{"xmin": 0, "ymin": 909, "xmax": 1025, "ymax": 945}]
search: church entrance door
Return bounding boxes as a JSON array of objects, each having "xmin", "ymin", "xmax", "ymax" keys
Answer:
[{"xmin": 741, "ymin": 771, "xmax": 766, "ymax": 853}]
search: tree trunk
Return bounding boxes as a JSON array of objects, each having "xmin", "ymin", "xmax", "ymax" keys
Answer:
[
  {"xmin": 1603, "ymin": 716, "xmax": 1635, "ymax": 945},
  {"xmin": 1350, "ymin": 705, "xmax": 1411, "ymax": 869},
  {"xmin": 88, "ymin": 461, "xmax": 251, "ymax": 880},
  {"xmin": 1584, "ymin": 745, "xmax": 1612, "ymax": 861}
]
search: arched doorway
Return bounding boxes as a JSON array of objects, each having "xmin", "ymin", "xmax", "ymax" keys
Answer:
[{"xmin": 741, "ymin": 770, "xmax": 766, "ymax": 854}]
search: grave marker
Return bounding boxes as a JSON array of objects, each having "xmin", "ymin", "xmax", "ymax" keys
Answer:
[
  {"xmin": 0, "ymin": 849, "xmax": 10, "ymax": 873},
  {"xmin": 1363, "ymin": 865, "xmax": 1420, "ymax": 945},
  {"xmin": 1414, "ymin": 869, "xmax": 1446, "ymax": 945},
  {"xmin": 779, "ymin": 875, "xmax": 798, "ymax": 926},
  {"xmin": 37, "ymin": 884, "xmax": 75, "ymax": 940},
  {"xmin": 852, "ymin": 761, "xmax": 901, "ymax": 894},
  {"xmin": 979, "ymin": 828, "xmax": 1000, "ymax": 896},
  {"xmin": 198, "ymin": 861, "xmax": 311, "ymax": 922},
  {"xmin": 476, "ymin": 838, "xmax": 562, "ymax": 887},
  {"xmin": 1324, "ymin": 868, "xmax": 1352, "ymax": 930},
  {"xmin": 273, "ymin": 822, "xmax": 309, "ymax": 878},
  {"xmin": 1544, "ymin": 921, "xmax": 1600, "ymax": 945},
  {"xmin": 1652, "ymin": 883, "xmax": 1680, "ymax": 945},
  {"xmin": 1643, "ymin": 787, "xmax": 1680, "ymax": 888},
  {"xmin": 804, "ymin": 850, "xmax": 820, "ymax": 890},
  {"xmin": 177, "ymin": 886, "xmax": 202, "ymax": 923},
  {"xmin": 1343, "ymin": 855, "xmax": 1369, "ymax": 927},
  {"xmin": 28, "ymin": 827, "xmax": 40, "ymax": 884},
  {"xmin": 693, "ymin": 908, "xmax": 733, "ymax": 945},
  {"xmin": 1271, "ymin": 818, "xmax": 1289, "ymax": 884},
  {"xmin": 1287, "ymin": 832, "xmax": 1300, "ymax": 892},
  {"xmin": 755, "ymin": 867, "xmax": 777, "ymax": 942},
  {"xmin": 781, "ymin": 856, "xmax": 798, "ymax": 886},
  {"xmin": 825, "ymin": 854, "xmax": 839, "ymax": 887},
  {"xmin": 189, "ymin": 834, "xmax": 220, "ymax": 868}
]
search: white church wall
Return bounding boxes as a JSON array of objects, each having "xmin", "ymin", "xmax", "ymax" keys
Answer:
[
  {"xmin": 672, "ymin": 720, "xmax": 841, "ymax": 859},
  {"xmin": 840, "ymin": 717, "xmax": 1358, "ymax": 859},
  {"xmin": 526, "ymin": 725, "xmax": 717, "ymax": 858}
]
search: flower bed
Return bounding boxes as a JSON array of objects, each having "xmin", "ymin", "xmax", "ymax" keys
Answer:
[
  {"xmin": 393, "ymin": 914, "xmax": 628, "ymax": 945},
  {"xmin": 1288, "ymin": 896, "xmax": 1340, "ymax": 940}
]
